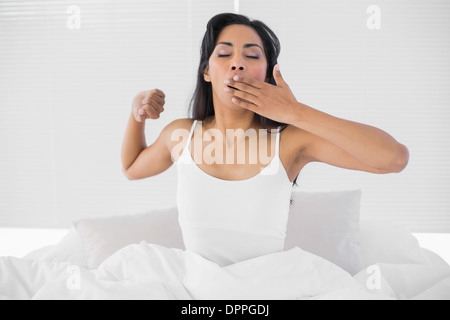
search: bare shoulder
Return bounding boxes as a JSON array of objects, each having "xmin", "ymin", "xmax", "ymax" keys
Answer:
[
  {"xmin": 163, "ymin": 117, "xmax": 194, "ymax": 130},
  {"xmin": 281, "ymin": 124, "xmax": 311, "ymax": 156},
  {"xmin": 160, "ymin": 118, "xmax": 195, "ymax": 160},
  {"xmin": 160, "ymin": 118, "xmax": 194, "ymax": 142},
  {"xmin": 162, "ymin": 118, "xmax": 194, "ymax": 135}
]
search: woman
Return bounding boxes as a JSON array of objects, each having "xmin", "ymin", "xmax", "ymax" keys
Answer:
[{"xmin": 121, "ymin": 13, "xmax": 409, "ymax": 267}]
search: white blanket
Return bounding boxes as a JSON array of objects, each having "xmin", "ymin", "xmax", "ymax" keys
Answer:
[{"xmin": 0, "ymin": 243, "xmax": 394, "ymax": 300}]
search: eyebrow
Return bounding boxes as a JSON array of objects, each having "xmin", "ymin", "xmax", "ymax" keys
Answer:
[{"xmin": 216, "ymin": 42, "xmax": 263, "ymax": 51}]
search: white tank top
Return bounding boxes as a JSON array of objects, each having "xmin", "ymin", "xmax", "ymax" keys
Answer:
[{"xmin": 176, "ymin": 120, "xmax": 293, "ymax": 266}]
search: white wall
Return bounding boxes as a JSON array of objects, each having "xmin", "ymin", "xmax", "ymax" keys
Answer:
[{"xmin": 0, "ymin": 0, "xmax": 449, "ymax": 232}]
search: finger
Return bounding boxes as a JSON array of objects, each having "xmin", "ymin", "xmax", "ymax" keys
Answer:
[
  {"xmin": 230, "ymin": 76, "xmax": 263, "ymax": 89},
  {"xmin": 145, "ymin": 99, "xmax": 164, "ymax": 114},
  {"xmin": 145, "ymin": 103, "xmax": 161, "ymax": 116},
  {"xmin": 143, "ymin": 89, "xmax": 165, "ymax": 104},
  {"xmin": 142, "ymin": 97, "xmax": 164, "ymax": 113},
  {"xmin": 142, "ymin": 93, "xmax": 165, "ymax": 106},
  {"xmin": 141, "ymin": 106, "xmax": 160, "ymax": 119},
  {"xmin": 142, "ymin": 104, "xmax": 160, "ymax": 118},
  {"xmin": 135, "ymin": 108, "xmax": 146, "ymax": 122},
  {"xmin": 140, "ymin": 104, "xmax": 153, "ymax": 116},
  {"xmin": 231, "ymin": 96, "xmax": 258, "ymax": 112},
  {"xmin": 147, "ymin": 111, "xmax": 161, "ymax": 119},
  {"xmin": 147, "ymin": 101, "xmax": 164, "ymax": 116},
  {"xmin": 273, "ymin": 64, "xmax": 285, "ymax": 87},
  {"xmin": 152, "ymin": 88, "xmax": 166, "ymax": 99},
  {"xmin": 226, "ymin": 81, "xmax": 259, "ymax": 97},
  {"xmin": 226, "ymin": 87, "xmax": 259, "ymax": 106},
  {"xmin": 149, "ymin": 96, "xmax": 165, "ymax": 112},
  {"xmin": 147, "ymin": 108, "xmax": 161, "ymax": 119}
]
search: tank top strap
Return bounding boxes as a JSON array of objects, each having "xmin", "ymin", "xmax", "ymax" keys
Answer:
[
  {"xmin": 176, "ymin": 119, "xmax": 197, "ymax": 165},
  {"xmin": 189, "ymin": 120, "xmax": 197, "ymax": 139},
  {"xmin": 275, "ymin": 126, "xmax": 281, "ymax": 158},
  {"xmin": 187, "ymin": 119, "xmax": 197, "ymax": 145}
]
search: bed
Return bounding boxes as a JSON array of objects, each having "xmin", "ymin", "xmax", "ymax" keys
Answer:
[{"xmin": 1, "ymin": 189, "xmax": 449, "ymax": 300}]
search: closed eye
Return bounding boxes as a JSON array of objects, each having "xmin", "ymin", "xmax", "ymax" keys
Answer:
[{"xmin": 217, "ymin": 55, "xmax": 259, "ymax": 59}]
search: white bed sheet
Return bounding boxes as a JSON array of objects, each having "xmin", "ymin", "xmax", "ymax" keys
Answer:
[
  {"xmin": 1, "ymin": 226, "xmax": 449, "ymax": 300},
  {"xmin": 0, "ymin": 239, "xmax": 449, "ymax": 299},
  {"xmin": 0, "ymin": 243, "xmax": 394, "ymax": 300},
  {"xmin": 1, "ymin": 241, "xmax": 449, "ymax": 300}
]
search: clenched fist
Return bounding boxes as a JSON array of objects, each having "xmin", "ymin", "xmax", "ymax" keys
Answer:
[{"xmin": 132, "ymin": 89, "xmax": 165, "ymax": 122}]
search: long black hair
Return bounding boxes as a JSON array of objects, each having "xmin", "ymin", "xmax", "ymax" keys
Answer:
[{"xmin": 188, "ymin": 12, "xmax": 299, "ymax": 188}]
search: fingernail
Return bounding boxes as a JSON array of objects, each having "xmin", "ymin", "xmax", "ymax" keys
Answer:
[
  {"xmin": 138, "ymin": 109, "xmax": 145, "ymax": 115},
  {"xmin": 232, "ymin": 97, "xmax": 237, "ymax": 103},
  {"xmin": 224, "ymin": 87, "xmax": 230, "ymax": 92},
  {"xmin": 276, "ymin": 64, "xmax": 280, "ymax": 71},
  {"xmin": 233, "ymin": 75, "xmax": 239, "ymax": 81},
  {"xmin": 224, "ymin": 79, "xmax": 230, "ymax": 84}
]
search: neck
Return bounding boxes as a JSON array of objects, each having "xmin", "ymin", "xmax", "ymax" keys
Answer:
[
  {"xmin": 206, "ymin": 93, "xmax": 260, "ymax": 132},
  {"xmin": 208, "ymin": 111, "xmax": 258, "ymax": 132},
  {"xmin": 205, "ymin": 107, "xmax": 260, "ymax": 146}
]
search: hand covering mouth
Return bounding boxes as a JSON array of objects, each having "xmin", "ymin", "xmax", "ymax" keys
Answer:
[{"xmin": 227, "ymin": 85, "xmax": 240, "ymax": 91}]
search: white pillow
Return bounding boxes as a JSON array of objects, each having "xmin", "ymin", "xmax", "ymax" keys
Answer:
[
  {"xmin": 74, "ymin": 207, "xmax": 184, "ymax": 269},
  {"xmin": 284, "ymin": 189, "xmax": 364, "ymax": 275},
  {"xmin": 357, "ymin": 220, "xmax": 429, "ymax": 267},
  {"xmin": 75, "ymin": 191, "xmax": 363, "ymax": 271}
]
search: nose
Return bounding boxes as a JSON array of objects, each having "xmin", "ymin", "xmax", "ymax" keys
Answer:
[
  {"xmin": 231, "ymin": 57, "xmax": 245, "ymax": 71},
  {"xmin": 231, "ymin": 65, "xmax": 245, "ymax": 71}
]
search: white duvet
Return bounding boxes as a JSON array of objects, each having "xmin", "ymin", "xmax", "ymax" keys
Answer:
[
  {"xmin": 2, "ymin": 242, "xmax": 448, "ymax": 300},
  {"xmin": 0, "ymin": 243, "xmax": 376, "ymax": 300}
]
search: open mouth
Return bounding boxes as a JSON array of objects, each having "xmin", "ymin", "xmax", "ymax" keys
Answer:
[{"xmin": 228, "ymin": 85, "xmax": 240, "ymax": 91}]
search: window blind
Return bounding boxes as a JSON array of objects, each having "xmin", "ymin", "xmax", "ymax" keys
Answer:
[{"xmin": 0, "ymin": 0, "xmax": 449, "ymax": 232}]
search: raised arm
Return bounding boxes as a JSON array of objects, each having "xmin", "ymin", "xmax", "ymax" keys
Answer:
[
  {"xmin": 223, "ymin": 65, "xmax": 409, "ymax": 174},
  {"xmin": 291, "ymin": 105, "xmax": 409, "ymax": 173},
  {"xmin": 121, "ymin": 89, "xmax": 173, "ymax": 180}
]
